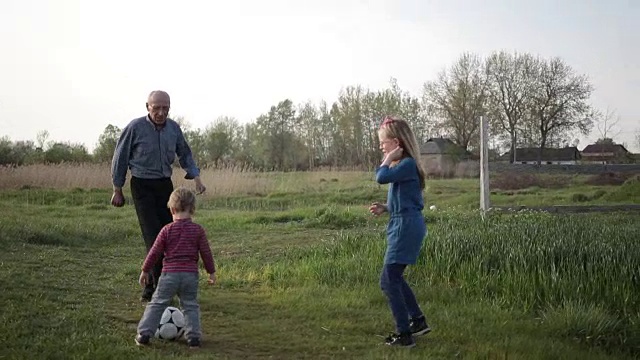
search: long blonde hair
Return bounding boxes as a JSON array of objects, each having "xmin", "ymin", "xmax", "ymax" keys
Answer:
[{"xmin": 379, "ymin": 116, "xmax": 426, "ymax": 189}]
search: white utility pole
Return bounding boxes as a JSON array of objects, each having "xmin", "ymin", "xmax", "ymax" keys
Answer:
[{"xmin": 480, "ymin": 116, "xmax": 491, "ymax": 212}]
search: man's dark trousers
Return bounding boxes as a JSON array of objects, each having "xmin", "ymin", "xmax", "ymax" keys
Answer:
[{"xmin": 130, "ymin": 176, "xmax": 173, "ymax": 298}]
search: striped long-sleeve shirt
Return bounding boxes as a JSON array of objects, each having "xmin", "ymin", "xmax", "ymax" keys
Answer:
[{"xmin": 142, "ymin": 218, "xmax": 216, "ymax": 274}]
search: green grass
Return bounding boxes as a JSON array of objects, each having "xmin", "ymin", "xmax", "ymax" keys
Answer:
[
  {"xmin": 2, "ymin": 175, "xmax": 638, "ymax": 211},
  {"xmin": 0, "ymin": 176, "xmax": 639, "ymax": 359}
]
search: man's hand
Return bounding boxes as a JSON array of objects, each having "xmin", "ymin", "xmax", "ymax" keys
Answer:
[
  {"xmin": 194, "ymin": 176, "xmax": 206, "ymax": 195},
  {"xmin": 139, "ymin": 271, "xmax": 150, "ymax": 287},
  {"xmin": 111, "ymin": 188, "xmax": 125, "ymax": 207}
]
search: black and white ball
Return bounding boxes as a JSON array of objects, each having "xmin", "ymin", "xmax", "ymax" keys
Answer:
[{"xmin": 155, "ymin": 306, "xmax": 186, "ymax": 340}]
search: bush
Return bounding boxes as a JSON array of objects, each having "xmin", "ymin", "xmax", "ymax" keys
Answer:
[
  {"xmin": 571, "ymin": 193, "xmax": 589, "ymax": 202},
  {"xmin": 602, "ymin": 175, "xmax": 640, "ymax": 202},
  {"xmin": 591, "ymin": 189, "xmax": 607, "ymax": 200},
  {"xmin": 425, "ymin": 160, "xmax": 479, "ymax": 179},
  {"xmin": 454, "ymin": 161, "xmax": 480, "ymax": 178}
]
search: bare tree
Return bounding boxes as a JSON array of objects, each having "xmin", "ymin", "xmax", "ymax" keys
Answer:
[
  {"xmin": 330, "ymin": 85, "xmax": 367, "ymax": 166},
  {"xmin": 297, "ymin": 101, "xmax": 320, "ymax": 169},
  {"xmin": 422, "ymin": 52, "xmax": 489, "ymax": 150},
  {"xmin": 172, "ymin": 116, "xmax": 192, "ymax": 132},
  {"xmin": 593, "ymin": 107, "xmax": 621, "ymax": 144},
  {"xmin": 36, "ymin": 130, "xmax": 50, "ymax": 151},
  {"xmin": 526, "ymin": 57, "xmax": 594, "ymax": 164},
  {"xmin": 486, "ymin": 51, "xmax": 538, "ymax": 162}
]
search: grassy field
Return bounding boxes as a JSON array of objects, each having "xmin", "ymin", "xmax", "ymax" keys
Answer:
[{"xmin": 0, "ymin": 165, "xmax": 639, "ymax": 359}]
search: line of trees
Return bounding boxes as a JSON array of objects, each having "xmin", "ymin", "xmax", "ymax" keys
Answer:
[
  {"xmin": 0, "ymin": 130, "xmax": 91, "ymax": 166},
  {"xmin": 3, "ymin": 51, "xmax": 633, "ymax": 170}
]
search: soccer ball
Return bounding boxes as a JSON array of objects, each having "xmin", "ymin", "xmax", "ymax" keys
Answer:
[{"xmin": 155, "ymin": 306, "xmax": 186, "ymax": 340}]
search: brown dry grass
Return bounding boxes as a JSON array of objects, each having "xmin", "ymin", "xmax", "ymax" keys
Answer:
[
  {"xmin": 583, "ymin": 172, "xmax": 636, "ymax": 186},
  {"xmin": 491, "ymin": 172, "xmax": 575, "ymax": 190},
  {"xmin": 0, "ymin": 163, "xmax": 112, "ymax": 189},
  {"xmin": 0, "ymin": 163, "xmax": 369, "ymax": 196}
]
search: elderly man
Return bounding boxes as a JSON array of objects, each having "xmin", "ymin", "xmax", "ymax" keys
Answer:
[{"xmin": 111, "ymin": 90, "xmax": 206, "ymax": 301}]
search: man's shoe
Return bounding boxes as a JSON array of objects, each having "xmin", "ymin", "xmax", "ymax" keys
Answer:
[
  {"xmin": 384, "ymin": 332, "xmax": 415, "ymax": 348},
  {"xmin": 135, "ymin": 334, "xmax": 150, "ymax": 346},
  {"xmin": 187, "ymin": 338, "xmax": 201, "ymax": 349},
  {"xmin": 409, "ymin": 316, "xmax": 431, "ymax": 336}
]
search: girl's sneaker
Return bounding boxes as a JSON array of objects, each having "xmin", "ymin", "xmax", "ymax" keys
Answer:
[
  {"xmin": 409, "ymin": 316, "xmax": 431, "ymax": 336},
  {"xmin": 384, "ymin": 332, "xmax": 416, "ymax": 348}
]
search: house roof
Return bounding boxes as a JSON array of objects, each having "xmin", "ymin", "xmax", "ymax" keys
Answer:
[
  {"xmin": 500, "ymin": 147, "xmax": 581, "ymax": 162},
  {"xmin": 420, "ymin": 137, "xmax": 470, "ymax": 156},
  {"xmin": 582, "ymin": 143, "xmax": 630, "ymax": 154}
]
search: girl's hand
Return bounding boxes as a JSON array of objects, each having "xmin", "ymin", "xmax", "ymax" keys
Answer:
[
  {"xmin": 369, "ymin": 202, "xmax": 387, "ymax": 216},
  {"xmin": 383, "ymin": 147, "xmax": 403, "ymax": 164}
]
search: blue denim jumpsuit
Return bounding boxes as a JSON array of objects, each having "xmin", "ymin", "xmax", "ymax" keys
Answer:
[
  {"xmin": 375, "ymin": 157, "xmax": 426, "ymax": 265},
  {"xmin": 375, "ymin": 157, "xmax": 427, "ymax": 334}
]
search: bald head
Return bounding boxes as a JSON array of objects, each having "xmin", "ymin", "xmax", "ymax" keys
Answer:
[
  {"xmin": 148, "ymin": 90, "xmax": 170, "ymax": 103},
  {"xmin": 146, "ymin": 90, "xmax": 170, "ymax": 125}
]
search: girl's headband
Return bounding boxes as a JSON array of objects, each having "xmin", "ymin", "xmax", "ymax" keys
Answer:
[{"xmin": 380, "ymin": 116, "xmax": 395, "ymax": 128}]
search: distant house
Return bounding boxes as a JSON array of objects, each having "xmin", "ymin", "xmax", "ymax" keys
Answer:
[
  {"xmin": 420, "ymin": 137, "xmax": 473, "ymax": 176},
  {"xmin": 580, "ymin": 143, "xmax": 633, "ymax": 164},
  {"xmin": 499, "ymin": 147, "xmax": 581, "ymax": 165}
]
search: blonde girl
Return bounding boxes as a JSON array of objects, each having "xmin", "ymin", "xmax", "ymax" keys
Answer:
[{"xmin": 369, "ymin": 116, "xmax": 431, "ymax": 348}]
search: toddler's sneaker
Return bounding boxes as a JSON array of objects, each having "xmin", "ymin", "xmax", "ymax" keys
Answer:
[
  {"xmin": 135, "ymin": 334, "xmax": 150, "ymax": 346},
  {"xmin": 187, "ymin": 338, "xmax": 201, "ymax": 349},
  {"xmin": 384, "ymin": 332, "xmax": 416, "ymax": 348},
  {"xmin": 409, "ymin": 316, "xmax": 431, "ymax": 336}
]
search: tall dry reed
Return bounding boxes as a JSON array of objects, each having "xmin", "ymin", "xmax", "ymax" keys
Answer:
[
  {"xmin": 0, "ymin": 163, "xmax": 113, "ymax": 189},
  {"xmin": 0, "ymin": 163, "xmax": 369, "ymax": 196}
]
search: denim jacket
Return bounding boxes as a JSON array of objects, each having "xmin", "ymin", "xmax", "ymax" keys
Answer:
[{"xmin": 111, "ymin": 116, "xmax": 200, "ymax": 188}]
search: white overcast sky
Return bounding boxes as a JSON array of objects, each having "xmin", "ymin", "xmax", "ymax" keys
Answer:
[{"xmin": 1, "ymin": 0, "xmax": 638, "ymax": 151}]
